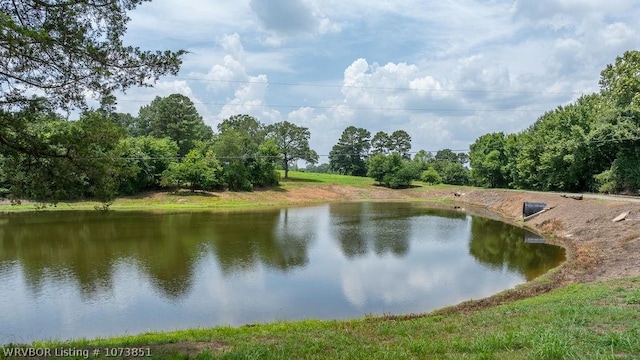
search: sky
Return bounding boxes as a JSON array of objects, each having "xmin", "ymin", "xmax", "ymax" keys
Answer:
[{"xmin": 115, "ymin": 0, "xmax": 640, "ymax": 162}]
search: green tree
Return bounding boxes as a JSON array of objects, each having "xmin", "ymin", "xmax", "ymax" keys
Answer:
[
  {"xmin": 0, "ymin": 1, "xmax": 184, "ymax": 203},
  {"xmin": 388, "ymin": 130, "xmax": 412, "ymax": 159},
  {"xmin": 367, "ymin": 153, "xmax": 418, "ymax": 189},
  {"xmin": 420, "ymin": 167, "xmax": 442, "ymax": 185},
  {"xmin": 266, "ymin": 121, "xmax": 318, "ymax": 178},
  {"xmin": 469, "ymin": 132, "xmax": 510, "ymax": 188},
  {"xmin": 305, "ymin": 163, "xmax": 331, "ymax": 173},
  {"xmin": 513, "ymin": 94, "xmax": 609, "ymax": 192},
  {"xmin": 213, "ymin": 115, "xmax": 278, "ymax": 190},
  {"xmin": 118, "ymin": 136, "xmax": 179, "ymax": 194},
  {"xmin": 435, "ymin": 161, "xmax": 470, "ymax": 185},
  {"xmin": 596, "ymin": 51, "xmax": 640, "ymax": 193},
  {"xmin": 138, "ymin": 94, "xmax": 213, "ymax": 157},
  {"xmin": 590, "ymin": 107, "xmax": 640, "ymax": 193},
  {"xmin": 371, "ymin": 131, "xmax": 390, "ymax": 154},
  {"xmin": 329, "ymin": 126, "xmax": 371, "ymax": 176},
  {"xmin": 466, "ymin": 51, "xmax": 640, "ymax": 195},
  {"xmin": 110, "ymin": 112, "xmax": 146, "ymax": 137},
  {"xmin": 413, "ymin": 149, "xmax": 434, "ymax": 172},
  {"xmin": 434, "ymin": 149, "xmax": 462, "ymax": 163},
  {"xmin": 366, "ymin": 153, "xmax": 388, "ymax": 185},
  {"xmin": 0, "ymin": 0, "xmax": 185, "ymax": 112},
  {"xmin": 1, "ymin": 110, "xmax": 132, "ymax": 203},
  {"xmin": 599, "ymin": 50, "xmax": 640, "ymax": 108},
  {"xmin": 161, "ymin": 143, "xmax": 222, "ymax": 191}
]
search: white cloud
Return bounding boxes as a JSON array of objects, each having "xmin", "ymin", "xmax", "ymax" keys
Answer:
[{"xmin": 115, "ymin": 0, "xmax": 640, "ymax": 156}]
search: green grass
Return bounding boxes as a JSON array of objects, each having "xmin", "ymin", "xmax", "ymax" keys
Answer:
[
  {"xmin": 0, "ymin": 171, "xmax": 456, "ymax": 213},
  {"xmin": 5, "ymin": 277, "xmax": 639, "ymax": 359},
  {"xmin": 281, "ymin": 171, "xmax": 376, "ymax": 186}
]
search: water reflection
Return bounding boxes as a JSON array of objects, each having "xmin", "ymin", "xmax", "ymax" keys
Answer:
[
  {"xmin": 468, "ymin": 217, "xmax": 565, "ymax": 281},
  {"xmin": 0, "ymin": 203, "xmax": 565, "ymax": 344}
]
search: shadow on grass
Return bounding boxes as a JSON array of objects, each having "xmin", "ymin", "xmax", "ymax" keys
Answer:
[
  {"xmin": 253, "ymin": 185, "xmax": 287, "ymax": 192},
  {"xmin": 171, "ymin": 190, "xmax": 220, "ymax": 197},
  {"xmin": 280, "ymin": 176, "xmax": 324, "ymax": 183},
  {"xmin": 123, "ymin": 190, "xmax": 220, "ymax": 199},
  {"xmin": 371, "ymin": 184, "xmax": 423, "ymax": 190}
]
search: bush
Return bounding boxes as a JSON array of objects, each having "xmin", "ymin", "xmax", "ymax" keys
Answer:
[
  {"xmin": 161, "ymin": 146, "xmax": 222, "ymax": 191},
  {"xmin": 367, "ymin": 153, "xmax": 419, "ymax": 189},
  {"xmin": 420, "ymin": 167, "xmax": 442, "ymax": 185}
]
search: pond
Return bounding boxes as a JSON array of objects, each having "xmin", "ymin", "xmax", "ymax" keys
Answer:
[{"xmin": 0, "ymin": 202, "xmax": 565, "ymax": 344}]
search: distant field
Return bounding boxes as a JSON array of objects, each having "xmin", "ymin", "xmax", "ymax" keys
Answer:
[{"xmin": 279, "ymin": 171, "xmax": 376, "ymax": 187}]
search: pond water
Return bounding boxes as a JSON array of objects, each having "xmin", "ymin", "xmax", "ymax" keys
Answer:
[{"xmin": 0, "ymin": 202, "xmax": 565, "ymax": 344}]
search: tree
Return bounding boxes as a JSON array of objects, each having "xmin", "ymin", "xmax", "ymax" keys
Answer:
[
  {"xmin": 388, "ymin": 130, "xmax": 412, "ymax": 159},
  {"xmin": 366, "ymin": 153, "xmax": 388, "ymax": 185},
  {"xmin": 512, "ymin": 94, "xmax": 610, "ymax": 192},
  {"xmin": 367, "ymin": 153, "xmax": 418, "ymax": 189},
  {"xmin": 213, "ymin": 115, "xmax": 279, "ymax": 190},
  {"xmin": 1, "ymin": 109, "xmax": 132, "ymax": 203},
  {"xmin": 420, "ymin": 167, "xmax": 442, "ymax": 185},
  {"xmin": 434, "ymin": 149, "xmax": 462, "ymax": 163},
  {"xmin": 161, "ymin": 143, "xmax": 222, "ymax": 191},
  {"xmin": 370, "ymin": 130, "xmax": 412, "ymax": 158},
  {"xmin": 118, "ymin": 136, "xmax": 179, "ymax": 194},
  {"xmin": 0, "ymin": 1, "xmax": 185, "ymax": 203},
  {"xmin": 0, "ymin": 0, "xmax": 184, "ymax": 110},
  {"xmin": 465, "ymin": 51, "xmax": 640, "ymax": 195},
  {"xmin": 469, "ymin": 132, "xmax": 510, "ymax": 188},
  {"xmin": 599, "ymin": 50, "xmax": 640, "ymax": 108},
  {"xmin": 305, "ymin": 163, "xmax": 331, "ymax": 173},
  {"xmin": 110, "ymin": 112, "xmax": 146, "ymax": 137},
  {"xmin": 412, "ymin": 149, "xmax": 433, "ymax": 173},
  {"xmin": 138, "ymin": 94, "xmax": 213, "ymax": 157},
  {"xmin": 371, "ymin": 131, "xmax": 390, "ymax": 154},
  {"xmin": 429, "ymin": 148, "xmax": 470, "ymax": 185},
  {"xmin": 266, "ymin": 121, "xmax": 318, "ymax": 178},
  {"xmin": 437, "ymin": 161, "xmax": 470, "ymax": 185},
  {"xmin": 329, "ymin": 126, "xmax": 371, "ymax": 176}
]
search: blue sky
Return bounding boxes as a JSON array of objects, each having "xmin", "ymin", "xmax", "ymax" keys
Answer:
[{"xmin": 116, "ymin": 0, "xmax": 640, "ymax": 161}]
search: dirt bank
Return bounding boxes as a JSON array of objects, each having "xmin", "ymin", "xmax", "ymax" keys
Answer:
[{"xmin": 456, "ymin": 189, "xmax": 640, "ymax": 282}]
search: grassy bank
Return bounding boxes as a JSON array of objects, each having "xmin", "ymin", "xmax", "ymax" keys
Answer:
[
  {"xmin": 0, "ymin": 171, "xmax": 454, "ymax": 213},
  {"xmin": 6, "ymin": 277, "xmax": 638, "ymax": 359}
]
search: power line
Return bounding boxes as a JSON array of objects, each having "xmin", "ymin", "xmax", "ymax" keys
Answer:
[
  {"xmin": 116, "ymin": 98, "xmax": 551, "ymax": 113},
  {"xmin": 172, "ymin": 77, "xmax": 584, "ymax": 96},
  {"xmin": 61, "ymin": 149, "xmax": 472, "ymax": 161}
]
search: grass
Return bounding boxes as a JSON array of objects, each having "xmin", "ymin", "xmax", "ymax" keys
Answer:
[
  {"xmin": 0, "ymin": 171, "xmax": 456, "ymax": 213},
  {"xmin": 4, "ymin": 277, "xmax": 638, "ymax": 359}
]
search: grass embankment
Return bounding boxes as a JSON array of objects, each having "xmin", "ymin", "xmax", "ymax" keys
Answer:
[
  {"xmin": 0, "ymin": 171, "xmax": 452, "ymax": 212},
  {"xmin": 8, "ymin": 277, "xmax": 639, "ymax": 359}
]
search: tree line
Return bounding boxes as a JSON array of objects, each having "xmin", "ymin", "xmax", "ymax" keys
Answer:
[
  {"xmin": 317, "ymin": 126, "xmax": 470, "ymax": 189},
  {"xmin": 0, "ymin": 94, "xmax": 319, "ymax": 203},
  {"xmin": 1, "ymin": 1, "xmax": 638, "ymax": 205},
  {"xmin": 469, "ymin": 50, "xmax": 640, "ymax": 195},
  {"xmin": 0, "ymin": 91, "xmax": 474, "ymax": 204}
]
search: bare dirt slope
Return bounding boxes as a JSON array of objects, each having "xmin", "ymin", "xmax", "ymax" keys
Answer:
[{"xmin": 455, "ymin": 189, "xmax": 640, "ymax": 283}]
